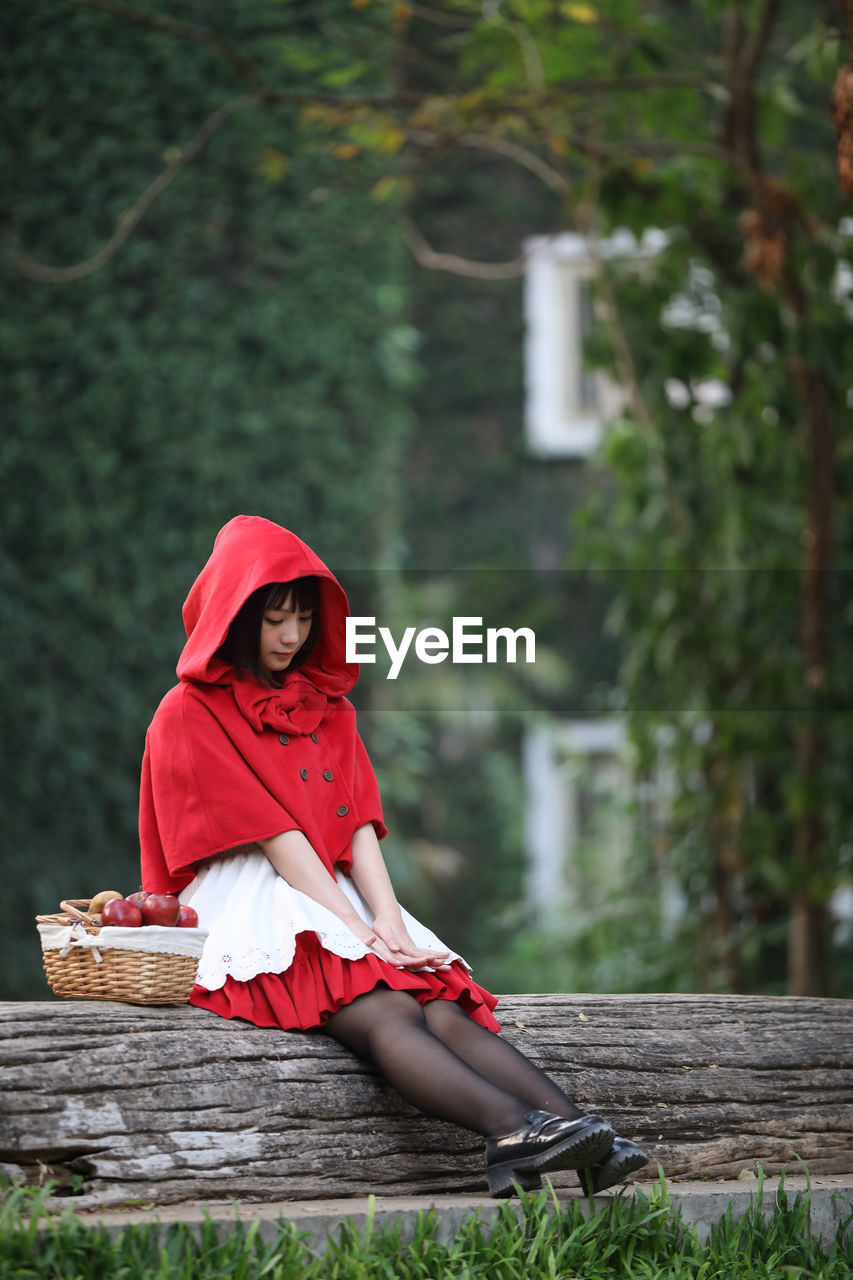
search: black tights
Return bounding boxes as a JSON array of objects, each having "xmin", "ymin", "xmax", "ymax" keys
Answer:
[{"xmin": 322, "ymin": 989, "xmax": 584, "ymax": 1138}]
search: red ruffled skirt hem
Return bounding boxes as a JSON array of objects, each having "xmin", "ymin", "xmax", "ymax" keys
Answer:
[{"xmin": 190, "ymin": 931, "xmax": 500, "ymax": 1033}]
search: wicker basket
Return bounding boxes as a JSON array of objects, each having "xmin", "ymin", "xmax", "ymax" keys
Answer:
[{"xmin": 36, "ymin": 899, "xmax": 206, "ymax": 1005}]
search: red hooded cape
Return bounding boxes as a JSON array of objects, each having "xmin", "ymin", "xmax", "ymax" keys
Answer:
[{"xmin": 139, "ymin": 516, "xmax": 385, "ymax": 894}]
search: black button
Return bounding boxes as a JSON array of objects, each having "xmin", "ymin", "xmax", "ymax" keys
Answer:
[
  {"xmin": 310, "ymin": 733, "xmax": 319, "ymax": 743},
  {"xmin": 278, "ymin": 734, "xmax": 289, "ymax": 746},
  {"xmin": 300, "ymin": 768, "xmax": 309, "ymax": 780},
  {"xmin": 323, "ymin": 770, "xmax": 334, "ymax": 782},
  {"xmin": 336, "ymin": 805, "xmax": 349, "ymax": 817}
]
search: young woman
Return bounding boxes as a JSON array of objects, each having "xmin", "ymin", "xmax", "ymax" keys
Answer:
[{"xmin": 139, "ymin": 515, "xmax": 647, "ymax": 1197}]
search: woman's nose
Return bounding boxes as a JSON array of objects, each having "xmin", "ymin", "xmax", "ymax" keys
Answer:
[{"xmin": 279, "ymin": 618, "xmax": 299, "ymax": 644}]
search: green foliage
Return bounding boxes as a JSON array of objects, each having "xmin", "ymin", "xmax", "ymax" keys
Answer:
[
  {"xmin": 389, "ymin": 0, "xmax": 853, "ymax": 995},
  {"xmin": 1, "ymin": 0, "xmax": 411, "ymax": 998},
  {"xmin": 570, "ymin": 73, "xmax": 853, "ymax": 991},
  {"xmin": 1, "ymin": 1174, "xmax": 851, "ymax": 1279},
  {"xmin": 4, "ymin": 0, "xmax": 580, "ymax": 1004}
]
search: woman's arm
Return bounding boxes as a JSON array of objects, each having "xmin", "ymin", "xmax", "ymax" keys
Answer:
[
  {"xmin": 259, "ymin": 829, "xmax": 447, "ymax": 969},
  {"xmin": 349, "ymin": 824, "xmax": 451, "ymax": 968},
  {"xmin": 259, "ymin": 829, "xmax": 368, "ymax": 934}
]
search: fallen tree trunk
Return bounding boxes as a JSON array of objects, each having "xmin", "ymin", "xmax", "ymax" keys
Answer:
[{"xmin": 1, "ymin": 994, "xmax": 850, "ymax": 1209}]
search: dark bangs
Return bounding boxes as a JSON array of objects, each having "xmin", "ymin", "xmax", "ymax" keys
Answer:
[
  {"xmin": 264, "ymin": 577, "xmax": 321, "ymax": 615},
  {"xmin": 218, "ymin": 576, "xmax": 322, "ymax": 686}
]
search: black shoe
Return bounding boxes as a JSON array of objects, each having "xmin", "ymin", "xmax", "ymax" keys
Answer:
[
  {"xmin": 581, "ymin": 1136, "xmax": 649, "ymax": 1194},
  {"xmin": 485, "ymin": 1111, "xmax": 615, "ymax": 1198}
]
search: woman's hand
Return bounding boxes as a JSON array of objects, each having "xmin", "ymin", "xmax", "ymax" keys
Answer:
[
  {"xmin": 368, "ymin": 909, "xmax": 452, "ymax": 971},
  {"xmin": 345, "ymin": 909, "xmax": 451, "ymax": 971},
  {"xmin": 346, "ymin": 825, "xmax": 453, "ymax": 969}
]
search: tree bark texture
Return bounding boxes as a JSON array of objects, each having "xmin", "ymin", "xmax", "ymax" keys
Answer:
[{"xmin": 1, "ymin": 994, "xmax": 850, "ymax": 1210}]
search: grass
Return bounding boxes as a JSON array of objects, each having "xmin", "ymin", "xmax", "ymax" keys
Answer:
[{"xmin": 0, "ymin": 1171, "xmax": 851, "ymax": 1279}]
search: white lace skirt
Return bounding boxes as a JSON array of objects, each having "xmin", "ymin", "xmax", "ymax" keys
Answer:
[{"xmin": 179, "ymin": 846, "xmax": 464, "ymax": 992}]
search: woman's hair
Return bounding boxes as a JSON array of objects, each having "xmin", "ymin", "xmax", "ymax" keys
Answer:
[{"xmin": 218, "ymin": 576, "xmax": 322, "ymax": 686}]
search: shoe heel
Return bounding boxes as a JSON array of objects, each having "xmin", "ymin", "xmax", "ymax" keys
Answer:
[
  {"xmin": 584, "ymin": 1139, "xmax": 650, "ymax": 1194},
  {"xmin": 562, "ymin": 1125, "xmax": 616, "ymax": 1170},
  {"xmin": 487, "ymin": 1160, "xmax": 523, "ymax": 1197}
]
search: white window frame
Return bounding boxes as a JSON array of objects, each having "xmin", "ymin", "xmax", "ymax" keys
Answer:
[
  {"xmin": 523, "ymin": 718, "xmax": 630, "ymax": 920},
  {"xmin": 523, "ymin": 230, "xmax": 666, "ymax": 458}
]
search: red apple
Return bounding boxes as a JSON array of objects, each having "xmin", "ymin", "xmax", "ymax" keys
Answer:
[
  {"xmin": 101, "ymin": 898, "xmax": 143, "ymax": 927},
  {"xmin": 126, "ymin": 890, "xmax": 151, "ymax": 907},
  {"xmin": 178, "ymin": 904, "xmax": 199, "ymax": 928},
  {"xmin": 141, "ymin": 893, "xmax": 181, "ymax": 926}
]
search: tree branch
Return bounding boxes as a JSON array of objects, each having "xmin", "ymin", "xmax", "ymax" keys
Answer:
[
  {"xmin": 408, "ymin": 129, "xmax": 571, "ymax": 195},
  {"xmin": 840, "ymin": 0, "xmax": 853, "ymax": 59},
  {"xmin": 408, "ymin": 126, "xmax": 722, "ymax": 194},
  {"xmin": 17, "ymin": 96, "xmax": 256, "ymax": 283},
  {"xmin": 69, "ymin": 0, "xmax": 276, "ymax": 98},
  {"xmin": 59, "ymin": 5, "xmax": 720, "ymax": 110},
  {"xmin": 408, "ymin": 2, "xmax": 477, "ymax": 29},
  {"xmin": 403, "ymin": 219, "xmax": 527, "ymax": 279},
  {"xmin": 69, "ymin": 0, "xmax": 452, "ymax": 104},
  {"xmin": 721, "ymin": 0, "xmax": 782, "ymax": 182},
  {"xmin": 507, "ymin": 20, "xmax": 546, "ymax": 93},
  {"xmin": 524, "ymin": 72, "xmax": 716, "ymax": 96},
  {"xmin": 25, "ymin": 8, "xmax": 721, "ymax": 285},
  {"xmin": 741, "ymin": 0, "xmax": 783, "ymax": 76}
]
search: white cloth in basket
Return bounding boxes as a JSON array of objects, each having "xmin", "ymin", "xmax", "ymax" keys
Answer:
[{"xmin": 37, "ymin": 922, "xmax": 209, "ymax": 964}]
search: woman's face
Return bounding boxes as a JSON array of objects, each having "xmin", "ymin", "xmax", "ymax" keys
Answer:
[{"xmin": 259, "ymin": 591, "xmax": 314, "ymax": 676}]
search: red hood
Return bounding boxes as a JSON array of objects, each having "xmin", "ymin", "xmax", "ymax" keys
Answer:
[{"xmin": 176, "ymin": 515, "xmax": 358, "ymax": 697}]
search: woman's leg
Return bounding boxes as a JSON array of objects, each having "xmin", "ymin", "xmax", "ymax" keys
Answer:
[
  {"xmin": 324, "ymin": 988, "xmax": 621, "ymax": 1197},
  {"xmin": 323, "ymin": 988, "xmax": 536, "ymax": 1137},
  {"xmin": 422, "ymin": 999, "xmax": 584, "ymax": 1121},
  {"xmin": 419, "ymin": 1003, "xmax": 649, "ymax": 1192}
]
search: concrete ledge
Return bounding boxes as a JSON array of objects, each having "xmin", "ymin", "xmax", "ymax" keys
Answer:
[{"xmin": 64, "ymin": 1175, "xmax": 853, "ymax": 1251}]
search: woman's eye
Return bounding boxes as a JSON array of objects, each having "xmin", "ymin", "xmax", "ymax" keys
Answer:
[{"xmin": 300, "ymin": 614, "xmax": 313, "ymax": 623}]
